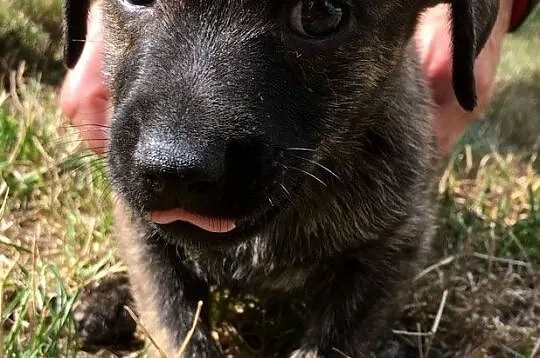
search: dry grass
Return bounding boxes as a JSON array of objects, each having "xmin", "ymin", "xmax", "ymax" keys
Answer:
[
  {"xmin": 0, "ymin": 2, "xmax": 539, "ymax": 357},
  {"xmin": 406, "ymin": 149, "xmax": 540, "ymax": 357}
]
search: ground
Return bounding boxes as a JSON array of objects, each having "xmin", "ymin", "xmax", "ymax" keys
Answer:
[{"xmin": 0, "ymin": 1, "xmax": 538, "ymax": 357}]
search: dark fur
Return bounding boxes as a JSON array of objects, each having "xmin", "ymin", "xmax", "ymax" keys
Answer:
[
  {"xmin": 64, "ymin": 0, "xmax": 498, "ymax": 356},
  {"xmin": 73, "ymin": 273, "xmax": 144, "ymax": 353}
]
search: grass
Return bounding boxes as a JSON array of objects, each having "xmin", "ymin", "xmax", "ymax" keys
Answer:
[{"xmin": 0, "ymin": 2, "xmax": 539, "ymax": 357}]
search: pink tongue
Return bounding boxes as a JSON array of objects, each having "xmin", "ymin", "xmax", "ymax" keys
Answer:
[{"xmin": 150, "ymin": 208, "xmax": 236, "ymax": 233}]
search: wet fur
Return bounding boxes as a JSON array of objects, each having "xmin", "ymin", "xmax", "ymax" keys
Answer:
[{"xmin": 64, "ymin": 0, "xmax": 498, "ymax": 356}]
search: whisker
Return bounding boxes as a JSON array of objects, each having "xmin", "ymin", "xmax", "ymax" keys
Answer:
[
  {"xmin": 62, "ymin": 123, "xmax": 111, "ymax": 129},
  {"xmin": 66, "ymin": 138, "xmax": 108, "ymax": 143},
  {"xmin": 279, "ymin": 183, "xmax": 291, "ymax": 198},
  {"xmin": 66, "ymin": 151, "xmax": 103, "ymax": 162},
  {"xmin": 289, "ymin": 154, "xmax": 341, "ymax": 181},
  {"xmin": 278, "ymin": 183, "xmax": 293, "ymax": 204},
  {"xmin": 70, "ymin": 39, "xmax": 102, "ymax": 44},
  {"xmin": 284, "ymin": 147, "xmax": 316, "ymax": 152},
  {"xmin": 281, "ymin": 164, "xmax": 327, "ymax": 188},
  {"xmin": 65, "ymin": 148, "xmax": 105, "ymax": 159},
  {"xmin": 97, "ymin": 183, "xmax": 114, "ymax": 202},
  {"xmin": 60, "ymin": 150, "xmax": 109, "ymax": 173},
  {"xmin": 85, "ymin": 145, "xmax": 109, "ymax": 150},
  {"xmin": 61, "ymin": 158, "xmax": 107, "ymax": 176},
  {"xmin": 65, "ymin": 128, "xmax": 110, "ymax": 135},
  {"xmin": 55, "ymin": 137, "xmax": 109, "ymax": 147}
]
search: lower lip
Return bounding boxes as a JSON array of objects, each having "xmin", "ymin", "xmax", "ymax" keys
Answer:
[{"xmin": 149, "ymin": 208, "xmax": 237, "ymax": 234}]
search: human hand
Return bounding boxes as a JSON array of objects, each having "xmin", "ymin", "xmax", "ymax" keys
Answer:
[
  {"xmin": 60, "ymin": 2, "xmax": 109, "ymax": 155},
  {"xmin": 415, "ymin": 0, "xmax": 512, "ymax": 154}
]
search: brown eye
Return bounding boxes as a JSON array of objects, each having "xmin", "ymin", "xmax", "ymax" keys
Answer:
[{"xmin": 290, "ymin": 0, "xmax": 346, "ymax": 38}]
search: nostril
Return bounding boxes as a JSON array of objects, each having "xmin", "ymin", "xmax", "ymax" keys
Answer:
[
  {"xmin": 142, "ymin": 172, "xmax": 165, "ymax": 193},
  {"xmin": 186, "ymin": 181, "xmax": 216, "ymax": 194}
]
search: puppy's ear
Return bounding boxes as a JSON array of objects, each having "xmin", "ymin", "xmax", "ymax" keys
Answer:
[
  {"xmin": 449, "ymin": 0, "xmax": 499, "ymax": 111},
  {"xmin": 424, "ymin": 0, "xmax": 499, "ymax": 111},
  {"xmin": 63, "ymin": 0, "xmax": 92, "ymax": 69}
]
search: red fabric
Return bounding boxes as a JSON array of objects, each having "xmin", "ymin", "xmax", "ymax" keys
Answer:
[{"xmin": 509, "ymin": 0, "xmax": 530, "ymax": 32}]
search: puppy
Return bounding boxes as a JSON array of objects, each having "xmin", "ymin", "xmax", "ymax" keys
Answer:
[{"xmin": 64, "ymin": 0, "xmax": 498, "ymax": 356}]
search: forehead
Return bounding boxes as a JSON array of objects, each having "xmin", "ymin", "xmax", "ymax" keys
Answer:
[
  {"xmin": 113, "ymin": 0, "xmax": 417, "ymax": 16},
  {"xmin": 145, "ymin": 0, "xmax": 422, "ymax": 34},
  {"xmin": 103, "ymin": 0, "xmax": 423, "ymax": 53}
]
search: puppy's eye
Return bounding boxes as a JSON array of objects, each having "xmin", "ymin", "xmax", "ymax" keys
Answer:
[
  {"xmin": 290, "ymin": 0, "xmax": 346, "ymax": 38},
  {"xmin": 124, "ymin": 0, "xmax": 154, "ymax": 7}
]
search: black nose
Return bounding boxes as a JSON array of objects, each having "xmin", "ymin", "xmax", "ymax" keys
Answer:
[{"xmin": 133, "ymin": 136, "xmax": 225, "ymax": 207}]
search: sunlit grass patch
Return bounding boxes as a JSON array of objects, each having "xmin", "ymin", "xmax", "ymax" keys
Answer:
[{"xmin": 0, "ymin": 69, "xmax": 117, "ymax": 354}]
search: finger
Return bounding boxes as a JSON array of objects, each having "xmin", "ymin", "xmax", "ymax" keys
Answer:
[{"xmin": 59, "ymin": 2, "xmax": 110, "ymax": 155}]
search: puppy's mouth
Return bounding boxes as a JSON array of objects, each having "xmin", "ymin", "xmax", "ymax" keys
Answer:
[
  {"xmin": 149, "ymin": 208, "xmax": 237, "ymax": 234},
  {"xmin": 143, "ymin": 187, "xmax": 290, "ymax": 244}
]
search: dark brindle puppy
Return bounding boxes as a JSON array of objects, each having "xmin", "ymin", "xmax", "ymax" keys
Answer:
[{"xmin": 64, "ymin": 0, "xmax": 498, "ymax": 356}]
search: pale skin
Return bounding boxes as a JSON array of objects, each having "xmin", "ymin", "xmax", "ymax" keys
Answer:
[{"xmin": 60, "ymin": 0, "xmax": 513, "ymax": 155}]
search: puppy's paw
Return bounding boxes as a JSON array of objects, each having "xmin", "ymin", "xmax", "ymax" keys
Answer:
[{"xmin": 74, "ymin": 273, "xmax": 144, "ymax": 354}]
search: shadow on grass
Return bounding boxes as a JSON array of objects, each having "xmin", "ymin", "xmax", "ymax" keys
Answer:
[
  {"xmin": 0, "ymin": 31, "xmax": 64, "ymax": 86},
  {"xmin": 457, "ymin": 72, "xmax": 540, "ymax": 158},
  {"xmin": 0, "ymin": 0, "xmax": 64, "ymax": 85}
]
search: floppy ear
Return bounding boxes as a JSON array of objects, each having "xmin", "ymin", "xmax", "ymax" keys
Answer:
[
  {"xmin": 63, "ymin": 0, "xmax": 92, "ymax": 69},
  {"xmin": 448, "ymin": 0, "xmax": 499, "ymax": 111}
]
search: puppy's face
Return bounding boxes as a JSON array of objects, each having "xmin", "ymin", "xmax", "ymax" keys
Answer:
[
  {"xmin": 101, "ymin": 0, "xmax": 431, "ymax": 244},
  {"xmin": 64, "ymin": 0, "xmax": 497, "ymax": 245}
]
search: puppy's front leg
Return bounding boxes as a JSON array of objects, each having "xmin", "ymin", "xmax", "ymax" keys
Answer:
[
  {"xmin": 138, "ymin": 238, "xmax": 220, "ymax": 357},
  {"xmin": 291, "ymin": 256, "xmax": 413, "ymax": 358},
  {"xmin": 117, "ymin": 216, "xmax": 220, "ymax": 357}
]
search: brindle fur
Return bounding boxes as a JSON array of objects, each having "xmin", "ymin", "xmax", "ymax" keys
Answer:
[{"xmin": 64, "ymin": 0, "xmax": 498, "ymax": 356}]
